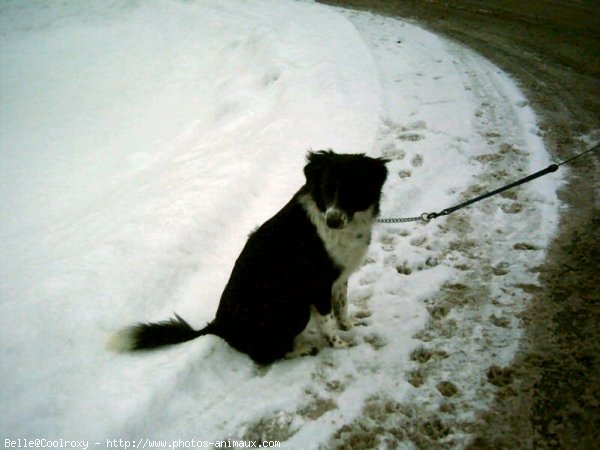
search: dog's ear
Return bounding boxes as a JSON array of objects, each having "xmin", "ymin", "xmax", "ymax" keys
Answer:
[
  {"xmin": 369, "ymin": 156, "xmax": 389, "ymax": 189},
  {"xmin": 306, "ymin": 149, "xmax": 335, "ymax": 165},
  {"xmin": 304, "ymin": 150, "xmax": 334, "ymax": 185}
]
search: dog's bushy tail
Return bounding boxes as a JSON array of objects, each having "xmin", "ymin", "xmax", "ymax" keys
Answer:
[{"xmin": 107, "ymin": 314, "xmax": 213, "ymax": 352}]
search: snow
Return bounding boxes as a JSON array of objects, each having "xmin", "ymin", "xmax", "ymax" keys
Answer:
[{"xmin": 0, "ymin": 1, "xmax": 560, "ymax": 448}]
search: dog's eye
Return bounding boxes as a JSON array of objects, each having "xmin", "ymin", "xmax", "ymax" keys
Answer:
[
  {"xmin": 321, "ymin": 178, "xmax": 331, "ymax": 193},
  {"xmin": 347, "ymin": 187, "xmax": 378, "ymax": 212}
]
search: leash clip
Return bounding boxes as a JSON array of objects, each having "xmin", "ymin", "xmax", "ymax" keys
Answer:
[{"xmin": 420, "ymin": 212, "xmax": 433, "ymax": 223}]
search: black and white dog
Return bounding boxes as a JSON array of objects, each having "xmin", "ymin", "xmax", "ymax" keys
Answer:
[{"xmin": 110, "ymin": 150, "xmax": 388, "ymax": 364}]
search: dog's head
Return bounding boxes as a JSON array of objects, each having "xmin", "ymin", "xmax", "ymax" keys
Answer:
[{"xmin": 303, "ymin": 150, "xmax": 388, "ymax": 229}]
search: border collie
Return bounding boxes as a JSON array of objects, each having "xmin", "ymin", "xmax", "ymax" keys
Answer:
[{"xmin": 110, "ymin": 150, "xmax": 388, "ymax": 364}]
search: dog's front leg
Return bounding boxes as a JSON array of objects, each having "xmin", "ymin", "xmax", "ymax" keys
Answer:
[
  {"xmin": 312, "ymin": 306, "xmax": 349, "ymax": 348},
  {"xmin": 332, "ymin": 278, "xmax": 353, "ymax": 331}
]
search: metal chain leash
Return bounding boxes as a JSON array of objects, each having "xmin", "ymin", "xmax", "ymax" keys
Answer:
[{"xmin": 377, "ymin": 213, "xmax": 432, "ymax": 224}]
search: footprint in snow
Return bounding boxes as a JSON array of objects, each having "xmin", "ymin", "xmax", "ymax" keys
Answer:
[
  {"xmin": 352, "ymin": 310, "xmax": 372, "ymax": 328},
  {"xmin": 396, "ymin": 262, "xmax": 413, "ymax": 275},
  {"xmin": 396, "ymin": 258, "xmax": 435, "ymax": 275},
  {"xmin": 379, "ymin": 234, "xmax": 396, "ymax": 252},
  {"xmin": 380, "ymin": 143, "xmax": 406, "ymax": 160},
  {"xmin": 297, "ymin": 393, "xmax": 337, "ymax": 421},
  {"xmin": 513, "ymin": 242, "xmax": 538, "ymax": 251},
  {"xmin": 410, "ymin": 235, "xmax": 427, "ymax": 247},
  {"xmin": 358, "ymin": 272, "xmax": 379, "ymax": 286},
  {"xmin": 398, "ymin": 229, "xmax": 412, "ymax": 237},
  {"xmin": 501, "ymin": 202, "xmax": 523, "ymax": 214},
  {"xmin": 398, "ymin": 132, "xmax": 425, "ymax": 142},
  {"xmin": 364, "ymin": 333, "xmax": 387, "ymax": 350},
  {"xmin": 411, "ymin": 154, "xmax": 424, "ymax": 167}
]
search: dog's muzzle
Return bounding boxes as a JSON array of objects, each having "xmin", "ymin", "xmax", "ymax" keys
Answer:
[{"xmin": 325, "ymin": 208, "xmax": 348, "ymax": 229}]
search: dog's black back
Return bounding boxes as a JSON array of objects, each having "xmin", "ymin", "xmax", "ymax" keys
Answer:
[{"xmin": 211, "ymin": 192, "xmax": 340, "ymax": 363}]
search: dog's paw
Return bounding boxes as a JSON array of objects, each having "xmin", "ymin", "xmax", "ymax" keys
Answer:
[
  {"xmin": 345, "ymin": 311, "xmax": 371, "ymax": 329},
  {"xmin": 352, "ymin": 318, "xmax": 370, "ymax": 328},
  {"xmin": 285, "ymin": 345, "xmax": 319, "ymax": 359},
  {"xmin": 337, "ymin": 310, "xmax": 372, "ymax": 330},
  {"xmin": 337, "ymin": 318, "xmax": 354, "ymax": 331},
  {"xmin": 327, "ymin": 335, "xmax": 351, "ymax": 349}
]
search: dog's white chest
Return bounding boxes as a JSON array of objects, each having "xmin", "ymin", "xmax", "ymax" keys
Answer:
[
  {"xmin": 321, "ymin": 219, "xmax": 371, "ymax": 273},
  {"xmin": 300, "ymin": 194, "xmax": 374, "ymax": 275}
]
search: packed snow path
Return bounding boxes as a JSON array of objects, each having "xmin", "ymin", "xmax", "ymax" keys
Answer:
[{"xmin": 0, "ymin": 1, "xmax": 559, "ymax": 448}]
